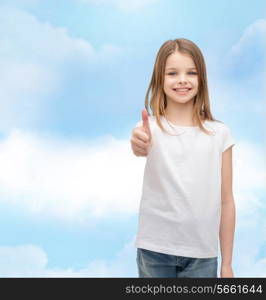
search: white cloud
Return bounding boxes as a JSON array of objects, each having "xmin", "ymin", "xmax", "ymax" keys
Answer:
[
  {"xmin": 0, "ymin": 132, "xmax": 265, "ymax": 278},
  {"xmin": 0, "ymin": 129, "xmax": 145, "ymax": 224},
  {"xmin": 0, "ymin": 5, "xmax": 125, "ymax": 133},
  {"xmin": 230, "ymin": 19, "xmax": 266, "ymax": 56},
  {"xmin": 0, "ymin": 5, "xmax": 125, "ymax": 65},
  {"xmin": 1, "ymin": 235, "xmax": 266, "ymax": 277},
  {"xmin": 0, "ymin": 6, "xmax": 94, "ymax": 63},
  {"xmin": 208, "ymin": 19, "xmax": 266, "ymax": 116},
  {"xmin": 222, "ymin": 18, "xmax": 266, "ymax": 78},
  {"xmin": 80, "ymin": 0, "xmax": 159, "ymax": 12},
  {"xmin": 0, "ymin": 128, "xmax": 265, "ymax": 226},
  {"xmin": 234, "ymin": 141, "xmax": 266, "ymax": 214},
  {"xmin": 0, "ymin": 60, "xmax": 59, "ymax": 132},
  {"xmin": 223, "ymin": 140, "xmax": 266, "ymax": 278},
  {"xmin": 232, "ymin": 220, "xmax": 266, "ymax": 277},
  {"xmin": 0, "ymin": 239, "xmax": 138, "ymax": 277},
  {"xmin": 0, "ymin": 245, "xmax": 48, "ymax": 276}
]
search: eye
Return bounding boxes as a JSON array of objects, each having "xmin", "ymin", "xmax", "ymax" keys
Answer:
[{"xmin": 167, "ymin": 72, "xmax": 198, "ymax": 76}]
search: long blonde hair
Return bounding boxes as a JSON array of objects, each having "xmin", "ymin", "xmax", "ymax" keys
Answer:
[{"xmin": 144, "ymin": 38, "xmax": 222, "ymax": 135}]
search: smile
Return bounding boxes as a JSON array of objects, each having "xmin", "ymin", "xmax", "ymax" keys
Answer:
[{"xmin": 173, "ymin": 88, "xmax": 191, "ymax": 94}]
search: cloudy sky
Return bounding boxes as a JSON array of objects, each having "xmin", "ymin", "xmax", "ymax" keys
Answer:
[{"xmin": 0, "ymin": 0, "xmax": 265, "ymax": 277}]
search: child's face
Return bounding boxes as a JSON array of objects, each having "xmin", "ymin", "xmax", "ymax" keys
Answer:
[{"xmin": 163, "ymin": 51, "xmax": 199, "ymax": 105}]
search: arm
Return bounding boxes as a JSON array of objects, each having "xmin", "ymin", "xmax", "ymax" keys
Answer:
[{"xmin": 219, "ymin": 146, "xmax": 236, "ymax": 277}]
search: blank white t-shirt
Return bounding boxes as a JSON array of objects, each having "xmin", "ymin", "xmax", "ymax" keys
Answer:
[{"xmin": 134, "ymin": 115, "xmax": 236, "ymax": 258}]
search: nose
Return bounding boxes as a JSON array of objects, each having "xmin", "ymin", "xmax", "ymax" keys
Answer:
[{"xmin": 177, "ymin": 73, "xmax": 187, "ymax": 84}]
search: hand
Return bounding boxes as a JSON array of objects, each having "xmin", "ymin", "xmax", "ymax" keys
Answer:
[
  {"xmin": 220, "ymin": 265, "xmax": 234, "ymax": 278},
  {"xmin": 130, "ymin": 109, "xmax": 152, "ymax": 157}
]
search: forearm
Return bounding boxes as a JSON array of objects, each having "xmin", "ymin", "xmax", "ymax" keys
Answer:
[{"xmin": 219, "ymin": 197, "xmax": 236, "ymax": 266}]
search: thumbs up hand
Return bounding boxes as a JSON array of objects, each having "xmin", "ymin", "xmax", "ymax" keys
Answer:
[{"xmin": 130, "ymin": 109, "xmax": 153, "ymax": 157}]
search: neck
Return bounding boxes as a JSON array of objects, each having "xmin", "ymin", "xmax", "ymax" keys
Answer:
[{"xmin": 165, "ymin": 98, "xmax": 196, "ymax": 126}]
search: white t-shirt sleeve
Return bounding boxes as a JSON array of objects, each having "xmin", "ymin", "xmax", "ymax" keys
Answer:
[{"xmin": 221, "ymin": 125, "xmax": 236, "ymax": 153}]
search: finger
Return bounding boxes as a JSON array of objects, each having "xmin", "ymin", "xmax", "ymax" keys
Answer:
[
  {"xmin": 141, "ymin": 108, "xmax": 152, "ymax": 141},
  {"xmin": 133, "ymin": 128, "xmax": 150, "ymax": 143},
  {"xmin": 133, "ymin": 144, "xmax": 147, "ymax": 154},
  {"xmin": 133, "ymin": 146, "xmax": 147, "ymax": 156},
  {"xmin": 131, "ymin": 137, "xmax": 149, "ymax": 149}
]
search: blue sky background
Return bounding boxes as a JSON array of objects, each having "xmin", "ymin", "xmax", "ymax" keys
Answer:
[{"xmin": 0, "ymin": 0, "xmax": 265, "ymax": 277}]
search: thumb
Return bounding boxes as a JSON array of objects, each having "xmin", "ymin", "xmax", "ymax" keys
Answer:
[{"xmin": 142, "ymin": 108, "xmax": 152, "ymax": 141}]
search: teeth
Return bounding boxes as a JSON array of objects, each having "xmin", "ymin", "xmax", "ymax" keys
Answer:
[{"xmin": 175, "ymin": 89, "xmax": 189, "ymax": 91}]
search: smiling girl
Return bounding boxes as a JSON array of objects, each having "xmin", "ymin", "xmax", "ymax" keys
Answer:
[{"xmin": 130, "ymin": 38, "xmax": 236, "ymax": 278}]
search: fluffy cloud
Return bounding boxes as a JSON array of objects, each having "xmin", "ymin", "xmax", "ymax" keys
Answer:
[
  {"xmin": 0, "ymin": 129, "xmax": 145, "ymax": 224},
  {"xmin": 0, "ymin": 4, "xmax": 265, "ymax": 279},
  {"xmin": 0, "ymin": 5, "xmax": 93, "ymax": 63},
  {"xmin": 1, "ymin": 236, "xmax": 265, "ymax": 277},
  {"xmin": 1, "ymin": 128, "xmax": 265, "ymax": 277},
  {"xmin": 228, "ymin": 139, "xmax": 266, "ymax": 277},
  {"xmin": 0, "ymin": 239, "xmax": 138, "ymax": 277},
  {"xmin": 233, "ymin": 214, "xmax": 266, "ymax": 277},
  {"xmin": 0, "ymin": 245, "xmax": 48, "ymax": 276},
  {"xmin": 222, "ymin": 18, "xmax": 266, "ymax": 80},
  {"xmin": 208, "ymin": 19, "xmax": 266, "ymax": 116},
  {"xmin": 230, "ymin": 19, "xmax": 266, "ymax": 57},
  {"xmin": 0, "ymin": 5, "xmax": 124, "ymax": 133},
  {"xmin": 0, "ymin": 128, "xmax": 265, "ymax": 224},
  {"xmin": 234, "ymin": 141, "xmax": 265, "ymax": 214}
]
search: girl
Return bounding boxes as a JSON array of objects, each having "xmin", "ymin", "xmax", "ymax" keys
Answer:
[{"xmin": 130, "ymin": 38, "xmax": 236, "ymax": 278}]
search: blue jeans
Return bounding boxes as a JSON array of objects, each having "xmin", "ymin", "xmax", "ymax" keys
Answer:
[{"xmin": 137, "ymin": 248, "xmax": 218, "ymax": 278}]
